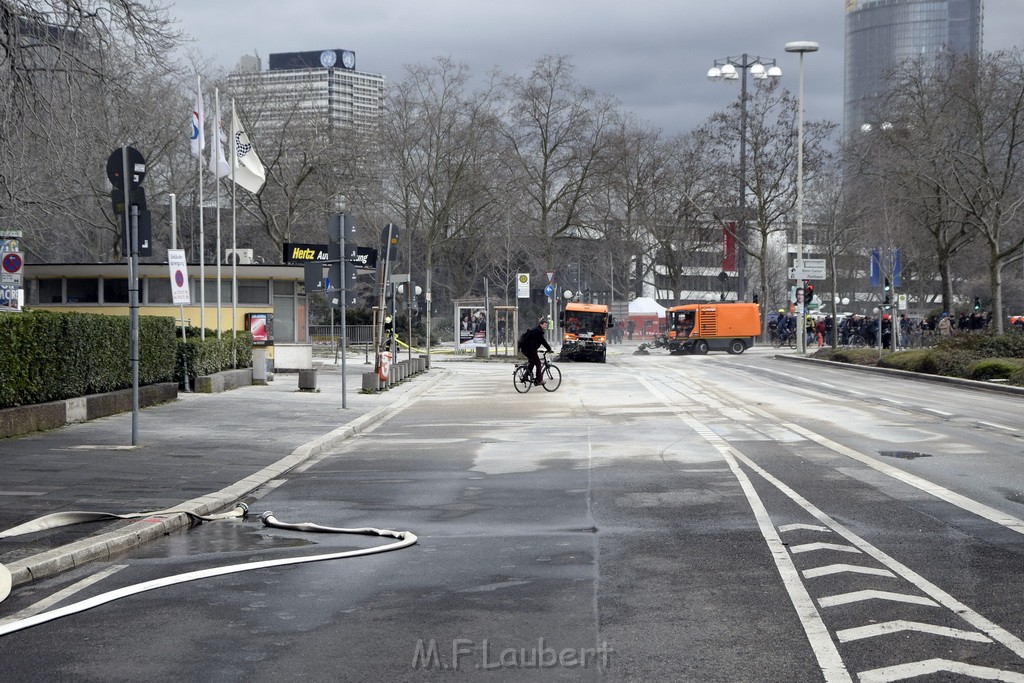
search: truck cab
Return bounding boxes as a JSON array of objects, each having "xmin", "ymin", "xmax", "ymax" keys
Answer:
[{"xmin": 560, "ymin": 302, "xmax": 612, "ymax": 362}]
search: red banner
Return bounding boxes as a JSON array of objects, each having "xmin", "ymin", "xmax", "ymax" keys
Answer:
[{"xmin": 723, "ymin": 222, "xmax": 736, "ymax": 272}]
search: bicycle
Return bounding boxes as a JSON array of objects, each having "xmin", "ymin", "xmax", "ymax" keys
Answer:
[
  {"xmin": 513, "ymin": 351, "xmax": 562, "ymax": 393},
  {"xmin": 771, "ymin": 329, "xmax": 797, "ymax": 349}
]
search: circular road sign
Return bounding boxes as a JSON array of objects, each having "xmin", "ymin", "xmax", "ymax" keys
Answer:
[
  {"xmin": 106, "ymin": 147, "xmax": 146, "ymax": 189},
  {"xmin": 544, "ymin": 284, "xmax": 554, "ymax": 296},
  {"xmin": 2, "ymin": 252, "xmax": 23, "ymax": 274}
]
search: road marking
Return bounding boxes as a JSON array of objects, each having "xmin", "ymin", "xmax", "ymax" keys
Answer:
[
  {"xmin": 778, "ymin": 523, "xmax": 831, "ymax": 533},
  {"xmin": 781, "ymin": 421, "xmax": 1024, "ymax": 537},
  {"xmin": 837, "ymin": 620, "xmax": 992, "ymax": 644},
  {"xmin": 803, "ymin": 563, "xmax": 896, "ymax": 579},
  {"xmin": 819, "ymin": 589, "xmax": 938, "ymax": 609},
  {"xmin": 976, "ymin": 421, "xmax": 1018, "ymax": 433},
  {"xmin": 0, "ymin": 565, "xmax": 127, "ymax": 626},
  {"xmin": 638, "ymin": 376, "xmax": 852, "ymax": 683},
  {"xmin": 789, "ymin": 542, "xmax": 861, "ymax": 555},
  {"xmin": 858, "ymin": 658, "xmax": 1024, "ymax": 683},
  {"xmin": 923, "ymin": 408, "xmax": 954, "ymax": 417}
]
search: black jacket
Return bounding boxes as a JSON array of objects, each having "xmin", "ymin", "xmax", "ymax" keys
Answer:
[{"xmin": 519, "ymin": 325, "xmax": 552, "ymax": 355}]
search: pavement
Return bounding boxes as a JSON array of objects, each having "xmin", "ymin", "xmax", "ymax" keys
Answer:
[{"xmin": 0, "ymin": 353, "xmax": 448, "ymax": 592}]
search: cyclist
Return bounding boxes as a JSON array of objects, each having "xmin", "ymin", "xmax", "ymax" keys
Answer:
[{"xmin": 519, "ymin": 317, "xmax": 553, "ymax": 386}]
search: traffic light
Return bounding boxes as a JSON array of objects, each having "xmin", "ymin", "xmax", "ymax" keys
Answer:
[
  {"xmin": 974, "ymin": 296, "xmax": 981, "ymax": 311},
  {"xmin": 752, "ymin": 293, "xmax": 759, "ymax": 305},
  {"xmin": 805, "ymin": 284, "xmax": 814, "ymax": 303},
  {"xmin": 884, "ymin": 277, "xmax": 891, "ymax": 304}
]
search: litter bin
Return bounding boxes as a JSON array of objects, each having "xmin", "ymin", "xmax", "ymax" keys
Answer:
[{"xmin": 298, "ymin": 368, "xmax": 317, "ymax": 391}]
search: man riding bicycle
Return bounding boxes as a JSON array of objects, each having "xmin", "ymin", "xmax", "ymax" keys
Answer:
[{"xmin": 519, "ymin": 317, "xmax": 553, "ymax": 385}]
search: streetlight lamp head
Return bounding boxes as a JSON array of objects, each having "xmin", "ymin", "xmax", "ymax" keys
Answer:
[
  {"xmin": 750, "ymin": 63, "xmax": 767, "ymax": 79},
  {"xmin": 785, "ymin": 41, "xmax": 820, "ymax": 53},
  {"xmin": 720, "ymin": 63, "xmax": 738, "ymax": 80},
  {"xmin": 707, "ymin": 66, "xmax": 722, "ymax": 81},
  {"xmin": 767, "ymin": 65, "xmax": 782, "ymax": 79}
]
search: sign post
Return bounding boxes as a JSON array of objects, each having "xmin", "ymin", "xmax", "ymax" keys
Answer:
[{"xmin": 168, "ymin": 249, "xmax": 191, "ymax": 392}]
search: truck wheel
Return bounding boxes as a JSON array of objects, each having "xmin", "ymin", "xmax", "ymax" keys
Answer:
[
  {"xmin": 694, "ymin": 340, "xmax": 709, "ymax": 355},
  {"xmin": 728, "ymin": 339, "xmax": 746, "ymax": 355},
  {"xmin": 599, "ymin": 350, "xmax": 607, "ymax": 363}
]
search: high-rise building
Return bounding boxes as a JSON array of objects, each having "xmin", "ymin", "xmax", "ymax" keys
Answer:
[
  {"xmin": 844, "ymin": 0, "xmax": 982, "ymax": 135},
  {"xmin": 228, "ymin": 49, "xmax": 385, "ymax": 132}
]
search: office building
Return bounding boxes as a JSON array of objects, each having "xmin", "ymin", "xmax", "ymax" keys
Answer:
[
  {"xmin": 228, "ymin": 49, "xmax": 385, "ymax": 132},
  {"xmin": 844, "ymin": 0, "xmax": 982, "ymax": 135}
]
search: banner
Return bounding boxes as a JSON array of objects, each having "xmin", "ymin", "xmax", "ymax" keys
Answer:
[{"xmin": 457, "ymin": 305, "xmax": 487, "ymax": 349}]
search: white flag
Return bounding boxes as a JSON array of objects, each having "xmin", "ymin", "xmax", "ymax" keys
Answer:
[
  {"xmin": 229, "ymin": 102, "xmax": 266, "ymax": 194},
  {"xmin": 190, "ymin": 87, "xmax": 205, "ymax": 157},
  {"xmin": 208, "ymin": 97, "xmax": 231, "ymax": 178}
]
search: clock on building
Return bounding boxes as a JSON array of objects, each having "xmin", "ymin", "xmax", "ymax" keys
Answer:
[
  {"xmin": 341, "ymin": 50, "xmax": 355, "ymax": 69},
  {"xmin": 319, "ymin": 50, "xmax": 337, "ymax": 68}
]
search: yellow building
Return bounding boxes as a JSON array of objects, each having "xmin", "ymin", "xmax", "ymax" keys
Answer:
[{"xmin": 24, "ymin": 263, "xmax": 309, "ymax": 343}]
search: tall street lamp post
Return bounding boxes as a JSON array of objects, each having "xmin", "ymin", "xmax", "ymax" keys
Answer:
[
  {"xmin": 785, "ymin": 40, "xmax": 819, "ymax": 355},
  {"xmin": 707, "ymin": 54, "xmax": 782, "ymax": 303}
]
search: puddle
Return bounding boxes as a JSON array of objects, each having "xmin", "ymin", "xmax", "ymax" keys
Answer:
[{"xmin": 878, "ymin": 450, "xmax": 932, "ymax": 460}]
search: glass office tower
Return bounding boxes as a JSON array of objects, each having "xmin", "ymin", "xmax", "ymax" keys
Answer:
[{"xmin": 844, "ymin": 0, "xmax": 982, "ymax": 135}]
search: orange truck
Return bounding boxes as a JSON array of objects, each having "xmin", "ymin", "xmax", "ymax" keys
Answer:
[
  {"xmin": 559, "ymin": 302, "xmax": 612, "ymax": 362},
  {"xmin": 662, "ymin": 302, "xmax": 760, "ymax": 355}
]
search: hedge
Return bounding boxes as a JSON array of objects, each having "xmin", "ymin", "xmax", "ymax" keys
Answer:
[{"xmin": 0, "ymin": 312, "xmax": 254, "ymax": 409}]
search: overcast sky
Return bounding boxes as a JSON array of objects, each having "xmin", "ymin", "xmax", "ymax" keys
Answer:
[{"xmin": 170, "ymin": 0, "xmax": 1024, "ymax": 137}]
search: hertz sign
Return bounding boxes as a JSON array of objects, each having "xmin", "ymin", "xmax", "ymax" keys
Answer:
[{"xmin": 283, "ymin": 242, "xmax": 377, "ymax": 269}]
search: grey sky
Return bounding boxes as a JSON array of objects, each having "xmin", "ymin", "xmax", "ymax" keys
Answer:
[{"xmin": 170, "ymin": 0, "xmax": 1024, "ymax": 137}]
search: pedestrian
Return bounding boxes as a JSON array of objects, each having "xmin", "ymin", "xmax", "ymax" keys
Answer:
[
  {"xmin": 626, "ymin": 319, "xmax": 635, "ymax": 340},
  {"xmin": 519, "ymin": 317, "xmax": 553, "ymax": 386},
  {"xmin": 937, "ymin": 313, "xmax": 952, "ymax": 337}
]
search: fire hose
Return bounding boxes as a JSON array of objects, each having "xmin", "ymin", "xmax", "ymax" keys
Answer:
[{"xmin": 0, "ymin": 506, "xmax": 417, "ymax": 637}]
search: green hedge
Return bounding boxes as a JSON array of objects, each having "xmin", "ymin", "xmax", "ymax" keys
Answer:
[
  {"xmin": 177, "ymin": 328, "xmax": 253, "ymax": 382},
  {"xmin": 0, "ymin": 310, "xmax": 178, "ymax": 409}
]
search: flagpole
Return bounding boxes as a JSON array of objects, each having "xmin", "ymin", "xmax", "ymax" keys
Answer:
[
  {"xmin": 231, "ymin": 99, "xmax": 239, "ymax": 368},
  {"xmin": 197, "ymin": 75, "xmax": 206, "ymax": 339},
  {"xmin": 214, "ymin": 87, "xmax": 222, "ymax": 339}
]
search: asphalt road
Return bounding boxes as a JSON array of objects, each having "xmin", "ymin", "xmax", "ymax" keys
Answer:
[{"xmin": 2, "ymin": 347, "xmax": 1024, "ymax": 681}]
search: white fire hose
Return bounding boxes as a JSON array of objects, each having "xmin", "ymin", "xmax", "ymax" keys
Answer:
[{"xmin": 0, "ymin": 505, "xmax": 417, "ymax": 637}]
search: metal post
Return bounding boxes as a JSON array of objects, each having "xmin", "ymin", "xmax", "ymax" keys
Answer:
[{"xmin": 737, "ymin": 54, "xmax": 748, "ymax": 303}]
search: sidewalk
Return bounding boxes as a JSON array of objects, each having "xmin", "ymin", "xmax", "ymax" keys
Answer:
[{"xmin": 0, "ymin": 355, "xmax": 445, "ymax": 590}]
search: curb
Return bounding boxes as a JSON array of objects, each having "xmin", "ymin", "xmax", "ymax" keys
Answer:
[
  {"xmin": 5, "ymin": 369, "xmax": 449, "ymax": 588},
  {"xmin": 774, "ymin": 354, "xmax": 1024, "ymax": 396}
]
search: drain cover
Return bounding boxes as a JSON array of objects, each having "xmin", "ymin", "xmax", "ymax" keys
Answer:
[{"xmin": 878, "ymin": 450, "xmax": 932, "ymax": 460}]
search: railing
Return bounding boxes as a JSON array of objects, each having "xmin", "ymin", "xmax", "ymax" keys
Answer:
[{"xmin": 308, "ymin": 324, "xmax": 375, "ymax": 348}]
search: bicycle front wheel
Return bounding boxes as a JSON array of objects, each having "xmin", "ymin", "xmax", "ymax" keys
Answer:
[{"xmin": 542, "ymin": 364, "xmax": 561, "ymax": 392}]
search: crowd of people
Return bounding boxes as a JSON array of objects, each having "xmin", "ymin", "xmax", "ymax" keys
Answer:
[{"xmin": 770, "ymin": 309, "xmax": 1005, "ymax": 349}]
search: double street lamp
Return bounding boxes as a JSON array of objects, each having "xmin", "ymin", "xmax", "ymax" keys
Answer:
[
  {"xmin": 707, "ymin": 54, "xmax": 782, "ymax": 303},
  {"xmin": 784, "ymin": 40, "xmax": 819, "ymax": 354}
]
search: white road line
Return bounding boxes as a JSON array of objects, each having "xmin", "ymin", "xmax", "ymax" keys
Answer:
[
  {"xmin": 977, "ymin": 421, "xmax": 1019, "ymax": 433},
  {"xmin": 923, "ymin": 408, "xmax": 954, "ymax": 417},
  {"xmin": 819, "ymin": 589, "xmax": 939, "ymax": 609},
  {"xmin": 837, "ymin": 620, "xmax": 992, "ymax": 644},
  {"xmin": 803, "ymin": 564, "xmax": 896, "ymax": 579},
  {"xmin": 778, "ymin": 523, "xmax": 831, "ymax": 533},
  {"xmin": 781, "ymin": 421, "xmax": 1024, "ymax": 537},
  {"xmin": 789, "ymin": 542, "xmax": 861, "ymax": 555},
  {"xmin": 727, "ymin": 448, "xmax": 1024, "ymax": 659},
  {"xmin": 638, "ymin": 376, "xmax": 852, "ymax": 683},
  {"xmin": 0, "ymin": 565, "xmax": 127, "ymax": 626},
  {"xmin": 858, "ymin": 658, "xmax": 1024, "ymax": 683}
]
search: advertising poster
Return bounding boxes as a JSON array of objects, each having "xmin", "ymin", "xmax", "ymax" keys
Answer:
[{"xmin": 457, "ymin": 305, "xmax": 487, "ymax": 349}]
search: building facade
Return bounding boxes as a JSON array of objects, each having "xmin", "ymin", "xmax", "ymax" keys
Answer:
[
  {"xmin": 228, "ymin": 49, "xmax": 385, "ymax": 132},
  {"xmin": 844, "ymin": 0, "xmax": 982, "ymax": 135}
]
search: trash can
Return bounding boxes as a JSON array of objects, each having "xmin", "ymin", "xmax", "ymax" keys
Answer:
[{"xmin": 298, "ymin": 368, "xmax": 317, "ymax": 391}]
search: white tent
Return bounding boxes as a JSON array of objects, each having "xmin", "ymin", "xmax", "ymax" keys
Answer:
[{"xmin": 628, "ymin": 296, "xmax": 666, "ymax": 317}]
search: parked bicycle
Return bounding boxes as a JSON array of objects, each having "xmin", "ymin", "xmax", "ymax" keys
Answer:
[{"xmin": 513, "ymin": 351, "xmax": 562, "ymax": 393}]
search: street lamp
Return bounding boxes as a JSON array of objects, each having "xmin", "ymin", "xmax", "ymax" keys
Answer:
[
  {"xmin": 784, "ymin": 40, "xmax": 818, "ymax": 354},
  {"xmin": 707, "ymin": 54, "xmax": 782, "ymax": 303}
]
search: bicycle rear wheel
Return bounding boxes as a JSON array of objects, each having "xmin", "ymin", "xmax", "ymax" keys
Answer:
[
  {"xmin": 542, "ymin": 364, "xmax": 561, "ymax": 392},
  {"xmin": 787, "ymin": 334, "xmax": 796, "ymax": 349},
  {"xmin": 514, "ymin": 365, "xmax": 532, "ymax": 393}
]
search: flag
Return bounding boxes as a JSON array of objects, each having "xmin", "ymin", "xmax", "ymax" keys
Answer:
[
  {"xmin": 190, "ymin": 87, "xmax": 205, "ymax": 157},
  {"xmin": 208, "ymin": 96, "xmax": 230, "ymax": 178},
  {"xmin": 230, "ymin": 102, "xmax": 266, "ymax": 194}
]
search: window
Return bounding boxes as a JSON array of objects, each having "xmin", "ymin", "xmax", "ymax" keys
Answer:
[
  {"xmin": 66, "ymin": 278, "xmax": 98, "ymax": 303},
  {"xmin": 147, "ymin": 277, "xmax": 176, "ymax": 304},
  {"xmin": 38, "ymin": 278, "xmax": 63, "ymax": 303},
  {"xmin": 103, "ymin": 278, "xmax": 129, "ymax": 303},
  {"xmin": 238, "ymin": 280, "xmax": 270, "ymax": 304}
]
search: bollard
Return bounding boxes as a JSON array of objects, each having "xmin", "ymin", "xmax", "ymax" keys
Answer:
[{"xmin": 362, "ymin": 371, "xmax": 380, "ymax": 392}]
